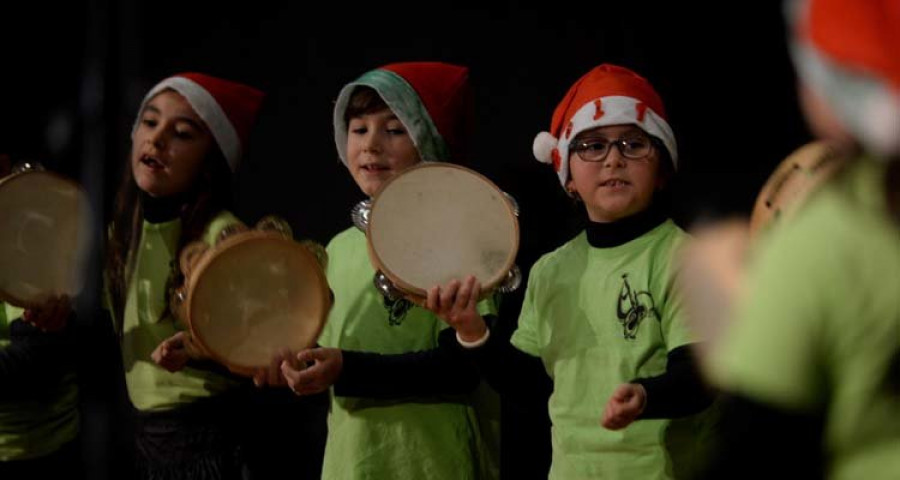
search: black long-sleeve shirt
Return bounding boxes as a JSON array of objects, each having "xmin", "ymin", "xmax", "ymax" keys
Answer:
[
  {"xmin": 333, "ymin": 316, "xmax": 495, "ymax": 399},
  {"xmin": 633, "ymin": 344, "xmax": 715, "ymax": 419}
]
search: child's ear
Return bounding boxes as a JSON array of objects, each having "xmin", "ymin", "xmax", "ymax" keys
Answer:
[
  {"xmin": 564, "ymin": 178, "xmax": 577, "ymax": 196},
  {"xmin": 565, "ymin": 179, "xmax": 583, "ymax": 203}
]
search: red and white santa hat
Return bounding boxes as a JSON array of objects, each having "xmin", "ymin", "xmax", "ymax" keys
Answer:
[
  {"xmin": 789, "ymin": 0, "xmax": 900, "ymax": 156},
  {"xmin": 132, "ymin": 72, "xmax": 265, "ymax": 172},
  {"xmin": 533, "ymin": 64, "xmax": 677, "ymax": 189}
]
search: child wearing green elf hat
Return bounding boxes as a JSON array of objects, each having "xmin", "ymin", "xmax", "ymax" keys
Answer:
[{"xmin": 280, "ymin": 62, "xmax": 500, "ymax": 480}]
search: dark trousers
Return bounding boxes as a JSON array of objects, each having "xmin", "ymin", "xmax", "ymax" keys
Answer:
[{"xmin": 134, "ymin": 392, "xmax": 248, "ymax": 480}]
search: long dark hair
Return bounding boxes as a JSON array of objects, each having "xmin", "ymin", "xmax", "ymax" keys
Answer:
[{"xmin": 104, "ymin": 124, "xmax": 234, "ymax": 331}]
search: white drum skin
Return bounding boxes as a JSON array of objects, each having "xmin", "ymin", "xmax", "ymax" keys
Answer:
[
  {"xmin": 179, "ymin": 230, "xmax": 331, "ymax": 376},
  {"xmin": 366, "ymin": 163, "xmax": 519, "ymax": 303}
]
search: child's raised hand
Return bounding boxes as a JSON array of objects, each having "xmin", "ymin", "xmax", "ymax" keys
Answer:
[
  {"xmin": 151, "ymin": 331, "xmax": 210, "ymax": 373},
  {"xmin": 601, "ymin": 383, "xmax": 647, "ymax": 430},
  {"xmin": 281, "ymin": 347, "xmax": 343, "ymax": 396},
  {"xmin": 151, "ymin": 331, "xmax": 196, "ymax": 372},
  {"xmin": 252, "ymin": 348, "xmax": 294, "ymax": 388},
  {"xmin": 424, "ymin": 275, "xmax": 487, "ymax": 342},
  {"xmin": 23, "ymin": 295, "xmax": 71, "ymax": 333}
]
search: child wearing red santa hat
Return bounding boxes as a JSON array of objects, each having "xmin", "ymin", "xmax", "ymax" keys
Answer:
[
  {"xmin": 104, "ymin": 72, "xmax": 266, "ymax": 479},
  {"xmin": 425, "ymin": 63, "xmax": 714, "ymax": 480}
]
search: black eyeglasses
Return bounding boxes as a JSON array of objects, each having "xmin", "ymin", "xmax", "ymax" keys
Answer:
[{"xmin": 569, "ymin": 133, "xmax": 655, "ymax": 163}]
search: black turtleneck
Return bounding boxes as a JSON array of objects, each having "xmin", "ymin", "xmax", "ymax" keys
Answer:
[
  {"xmin": 585, "ymin": 203, "xmax": 667, "ymax": 248},
  {"xmin": 141, "ymin": 191, "xmax": 190, "ymax": 223}
]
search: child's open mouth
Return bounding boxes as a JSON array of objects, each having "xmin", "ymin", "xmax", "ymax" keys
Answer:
[
  {"xmin": 140, "ymin": 155, "xmax": 166, "ymax": 170},
  {"xmin": 601, "ymin": 179, "xmax": 629, "ymax": 187}
]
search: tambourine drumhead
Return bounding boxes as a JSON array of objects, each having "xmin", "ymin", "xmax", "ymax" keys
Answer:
[
  {"xmin": 750, "ymin": 141, "xmax": 845, "ymax": 236},
  {"xmin": 367, "ymin": 163, "xmax": 519, "ymax": 300},
  {"xmin": 0, "ymin": 171, "xmax": 89, "ymax": 307},
  {"xmin": 186, "ymin": 232, "xmax": 330, "ymax": 376}
]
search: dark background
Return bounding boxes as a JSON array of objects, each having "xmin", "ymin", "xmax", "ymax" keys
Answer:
[{"xmin": 1, "ymin": 1, "xmax": 811, "ymax": 478}]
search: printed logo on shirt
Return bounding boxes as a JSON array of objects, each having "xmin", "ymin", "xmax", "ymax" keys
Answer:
[
  {"xmin": 383, "ymin": 296, "xmax": 412, "ymax": 326},
  {"xmin": 616, "ymin": 273, "xmax": 657, "ymax": 339}
]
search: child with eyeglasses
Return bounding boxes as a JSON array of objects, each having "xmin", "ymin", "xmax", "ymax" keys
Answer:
[{"xmin": 424, "ymin": 63, "xmax": 714, "ymax": 479}]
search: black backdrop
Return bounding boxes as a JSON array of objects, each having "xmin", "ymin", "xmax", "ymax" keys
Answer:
[{"xmin": 2, "ymin": 1, "xmax": 812, "ymax": 478}]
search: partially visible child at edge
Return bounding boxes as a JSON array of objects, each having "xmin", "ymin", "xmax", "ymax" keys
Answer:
[
  {"xmin": 425, "ymin": 64, "xmax": 714, "ymax": 479},
  {"xmin": 701, "ymin": 1, "xmax": 900, "ymax": 478},
  {"xmin": 0, "ymin": 151, "xmax": 81, "ymax": 479},
  {"xmin": 102, "ymin": 72, "xmax": 304, "ymax": 479},
  {"xmin": 279, "ymin": 62, "xmax": 501, "ymax": 479}
]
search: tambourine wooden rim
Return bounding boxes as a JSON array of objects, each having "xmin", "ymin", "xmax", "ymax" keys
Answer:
[
  {"xmin": 366, "ymin": 162, "xmax": 519, "ymax": 304},
  {"xmin": 0, "ymin": 170, "xmax": 88, "ymax": 308},
  {"xmin": 749, "ymin": 141, "xmax": 847, "ymax": 237},
  {"xmin": 182, "ymin": 230, "xmax": 331, "ymax": 377}
]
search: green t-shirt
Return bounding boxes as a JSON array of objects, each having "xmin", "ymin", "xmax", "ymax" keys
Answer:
[
  {"xmin": 0, "ymin": 303, "xmax": 79, "ymax": 461},
  {"xmin": 318, "ymin": 227, "xmax": 499, "ymax": 479},
  {"xmin": 711, "ymin": 158, "xmax": 900, "ymax": 479},
  {"xmin": 117, "ymin": 211, "xmax": 243, "ymax": 412},
  {"xmin": 511, "ymin": 220, "xmax": 694, "ymax": 480}
]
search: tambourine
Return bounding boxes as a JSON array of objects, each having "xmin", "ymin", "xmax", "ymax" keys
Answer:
[
  {"xmin": 0, "ymin": 162, "xmax": 91, "ymax": 308},
  {"xmin": 749, "ymin": 140, "xmax": 847, "ymax": 236},
  {"xmin": 172, "ymin": 216, "xmax": 331, "ymax": 377},
  {"xmin": 352, "ymin": 162, "xmax": 521, "ymax": 305},
  {"xmin": 678, "ymin": 141, "xmax": 847, "ymax": 378}
]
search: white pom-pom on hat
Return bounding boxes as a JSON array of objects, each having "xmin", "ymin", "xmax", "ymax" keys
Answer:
[{"xmin": 533, "ymin": 131, "xmax": 558, "ymax": 164}]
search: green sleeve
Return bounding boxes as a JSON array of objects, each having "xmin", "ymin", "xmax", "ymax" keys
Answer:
[
  {"xmin": 476, "ymin": 294, "xmax": 500, "ymax": 318},
  {"xmin": 202, "ymin": 211, "xmax": 244, "ymax": 246},
  {"xmin": 510, "ymin": 259, "xmax": 544, "ymax": 357}
]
